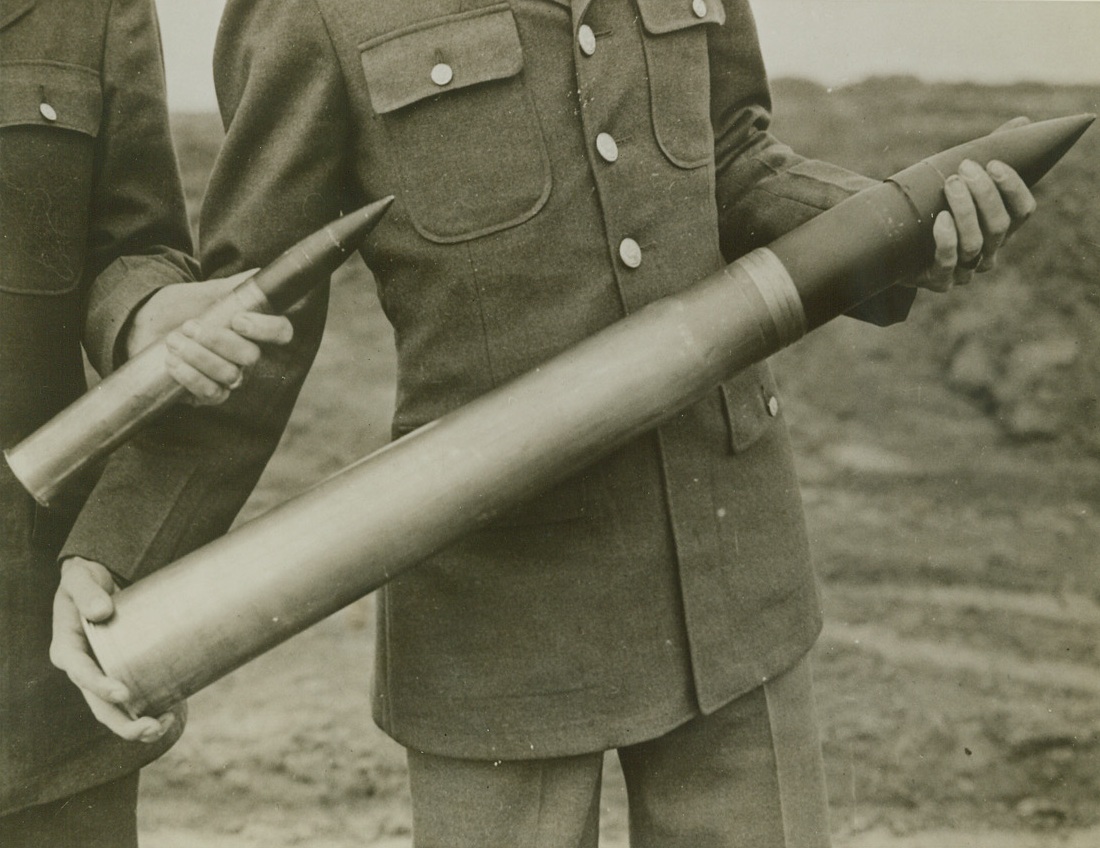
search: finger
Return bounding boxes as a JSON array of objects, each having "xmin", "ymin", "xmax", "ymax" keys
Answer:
[
  {"xmin": 164, "ymin": 352, "xmax": 231, "ymax": 406},
  {"xmin": 922, "ymin": 211, "xmax": 958, "ymax": 292},
  {"xmin": 944, "ymin": 175, "xmax": 982, "ymax": 280},
  {"xmin": 60, "ymin": 567, "xmax": 115, "ymax": 622},
  {"xmin": 987, "ymin": 160, "xmax": 1037, "ymax": 237},
  {"xmin": 223, "ymin": 268, "xmax": 260, "ymax": 287},
  {"xmin": 958, "ymin": 160, "xmax": 1010, "ymax": 271},
  {"xmin": 178, "ymin": 320, "xmax": 260, "ymax": 373},
  {"xmin": 50, "ymin": 601, "xmax": 130, "ymax": 704},
  {"xmin": 231, "ymin": 312, "xmax": 294, "ymax": 346},
  {"xmin": 82, "ymin": 690, "xmax": 171, "ymax": 743},
  {"xmin": 166, "ymin": 328, "xmax": 241, "ymax": 387},
  {"xmin": 56, "ymin": 640, "xmax": 131, "ymax": 705}
]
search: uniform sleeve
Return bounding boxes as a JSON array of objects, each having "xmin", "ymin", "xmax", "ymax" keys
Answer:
[
  {"xmin": 62, "ymin": 0, "xmax": 352, "ymax": 582},
  {"xmin": 81, "ymin": 0, "xmax": 199, "ymax": 376},
  {"xmin": 707, "ymin": 0, "xmax": 915, "ymax": 326}
]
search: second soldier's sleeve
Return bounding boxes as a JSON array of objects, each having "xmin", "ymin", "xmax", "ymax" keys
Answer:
[{"xmin": 63, "ymin": 0, "xmax": 355, "ymax": 583}]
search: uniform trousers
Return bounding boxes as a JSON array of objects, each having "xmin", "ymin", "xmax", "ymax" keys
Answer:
[
  {"xmin": 407, "ymin": 654, "xmax": 829, "ymax": 848},
  {"xmin": 0, "ymin": 773, "xmax": 139, "ymax": 848}
]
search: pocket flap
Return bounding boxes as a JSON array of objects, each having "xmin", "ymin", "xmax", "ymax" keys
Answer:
[
  {"xmin": 0, "ymin": 0, "xmax": 36, "ymax": 31},
  {"xmin": 719, "ymin": 363, "xmax": 781, "ymax": 454},
  {"xmin": 0, "ymin": 61, "xmax": 102, "ymax": 136},
  {"xmin": 360, "ymin": 4, "xmax": 523, "ymax": 115},
  {"xmin": 635, "ymin": 0, "xmax": 726, "ymax": 34}
]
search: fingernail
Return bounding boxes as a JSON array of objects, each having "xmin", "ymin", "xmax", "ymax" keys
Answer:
[
  {"xmin": 958, "ymin": 159, "xmax": 983, "ymax": 179},
  {"xmin": 987, "ymin": 160, "xmax": 1008, "ymax": 179},
  {"xmin": 946, "ymin": 175, "xmax": 964, "ymax": 192}
]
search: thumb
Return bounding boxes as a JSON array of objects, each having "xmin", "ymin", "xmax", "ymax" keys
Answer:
[{"xmin": 212, "ymin": 267, "xmax": 261, "ymax": 293}]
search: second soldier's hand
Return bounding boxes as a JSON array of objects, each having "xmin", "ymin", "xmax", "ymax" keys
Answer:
[
  {"xmin": 126, "ymin": 270, "xmax": 294, "ymax": 406},
  {"xmin": 49, "ymin": 558, "xmax": 176, "ymax": 743}
]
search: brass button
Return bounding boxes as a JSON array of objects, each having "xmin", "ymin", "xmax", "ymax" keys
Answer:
[
  {"xmin": 692, "ymin": 0, "xmax": 708, "ymax": 18},
  {"xmin": 766, "ymin": 395, "xmax": 779, "ymax": 417},
  {"xmin": 619, "ymin": 238, "xmax": 642, "ymax": 269},
  {"xmin": 596, "ymin": 132, "xmax": 619, "ymax": 163},
  {"xmin": 431, "ymin": 63, "xmax": 454, "ymax": 86},
  {"xmin": 39, "ymin": 102, "xmax": 57, "ymax": 122},
  {"xmin": 578, "ymin": 24, "xmax": 597, "ymax": 56}
]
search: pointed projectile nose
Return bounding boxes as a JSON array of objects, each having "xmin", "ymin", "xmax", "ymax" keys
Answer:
[
  {"xmin": 896, "ymin": 114, "xmax": 1095, "ymax": 189},
  {"xmin": 253, "ymin": 196, "xmax": 395, "ymax": 312},
  {"xmin": 327, "ymin": 195, "xmax": 396, "ymax": 251}
]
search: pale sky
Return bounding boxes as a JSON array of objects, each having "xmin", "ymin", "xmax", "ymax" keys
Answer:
[{"xmin": 156, "ymin": 0, "xmax": 1100, "ymax": 112}]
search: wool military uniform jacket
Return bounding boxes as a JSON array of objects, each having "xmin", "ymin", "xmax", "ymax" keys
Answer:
[
  {"xmin": 204, "ymin": 0, "xmax": 916, "ymax": 760},
  {"xmin": 0, "ymin": 0, "xmax": 190, "ymax": 814},
  {"xmin": 1, "ymin": 0, "xmax": 306, "ymax": 816}
]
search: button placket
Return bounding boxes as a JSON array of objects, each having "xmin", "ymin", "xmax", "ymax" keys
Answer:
[
  {"xmin": 578, "ymin": 23, "xmax": 597, "ymax": 56},
  {"xmin": 595, "ymin": 132, "xmax": 619, "ymax": 163},
  {"xmin": 573, "ymin": 3, "xmax": 655, "ymax": 303},
  {"xmin": 618, "ymin": 238, "xmax": 642, "ymax": 269}
]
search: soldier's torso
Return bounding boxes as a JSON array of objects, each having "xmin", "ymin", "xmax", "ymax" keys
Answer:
[
  {"xmin": 313, "ymin": 0, "xmax": 820, "ymax": 758},
  {"xmin": 0, "ymin": 0, "xmax": 180, "ymax": 816}
]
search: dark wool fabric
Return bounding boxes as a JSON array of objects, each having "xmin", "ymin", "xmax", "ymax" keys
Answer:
[{"xmin": 198, "ymin": 0, "xmax": 917, "ymax": 760}]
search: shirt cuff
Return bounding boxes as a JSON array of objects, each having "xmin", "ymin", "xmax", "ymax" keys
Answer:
[{"xmin": 84, "ymin": 254, "xmax": 194, "ymax": 376}]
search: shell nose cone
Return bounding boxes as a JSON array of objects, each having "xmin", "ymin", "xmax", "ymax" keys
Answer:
[
  {"xmin": 1004, "ymin": 113, "xmax": 1095, "ymax": 187},
  {"xmin": 918, "ymin": 113, "xmax": 1095, "ymax": 189},
  {"xmin": 331, "ymin": 195, "xmax": 396, "ymax": 248}
]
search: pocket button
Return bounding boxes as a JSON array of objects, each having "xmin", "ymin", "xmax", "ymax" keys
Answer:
[
  {"xmin": 691, "ymin": 0, "xmax": 708, "ymax": 18},
  {"xmin": 430, "ymin": 63, "xmax": 454, "ymax": 86},
  {"xmin": 766, "ymin": 395, "xmax": 779, "ymax": 417},
  {"xmin": 39, "ymin": 102, "xmax": 57, "ymax": 122}
]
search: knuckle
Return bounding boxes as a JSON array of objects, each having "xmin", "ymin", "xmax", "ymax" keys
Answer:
[{"xmin": 988, "ymin": 211, "xmax": 1011, "ymax": 236}]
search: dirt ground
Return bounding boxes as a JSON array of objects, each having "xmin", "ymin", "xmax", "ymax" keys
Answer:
[
  {"xmin": 133, "ymin": 273, "xmax": 1100, "ymax": 848},
  {"xmin": 133, "ymin": 81, "xmax": 1100, "ymax": 845}
]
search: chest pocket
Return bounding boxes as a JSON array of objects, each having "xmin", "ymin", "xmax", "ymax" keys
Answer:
[
  {"xmin": 635, "ymin": 0, "xmax": 725, "ymax": 169},
  {"xmin": 360, "ymin": 5, "xmax": 551, "ymax": 244},
  {"xmin": 0, "ymin": 61, "xmax": 102, "ymax": 294}
]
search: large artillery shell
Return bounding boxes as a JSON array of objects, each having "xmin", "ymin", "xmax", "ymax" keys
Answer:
[{"xmin": 86, "ymin": 116, "xmax": 1092, "ymax": 717}]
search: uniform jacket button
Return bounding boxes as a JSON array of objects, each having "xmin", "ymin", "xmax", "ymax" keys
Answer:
[
  {"xmin": 619, "ymin": 238, "xmax": 642, "ymax": 269},
  {"xmin": 766, "ymin": 395, "xmax": 780, "ymax": 417},
  {"xmin": 39, "ymin": 102, "xmax": 57, "ymax": 122},
  {"xmin": 431, "ymin": 63, "xmax": 453, "ymax": 86},
  {"xmin": 596, "ymin": 132, "xmax": 619, "ymax": 163},
  {"xmin": 692, "ymin": 0, "xmax": 708, "ymax": 18},
  {"xmin": 578, "ymin": 24, "xmax": 596, "ymax": 56}
]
